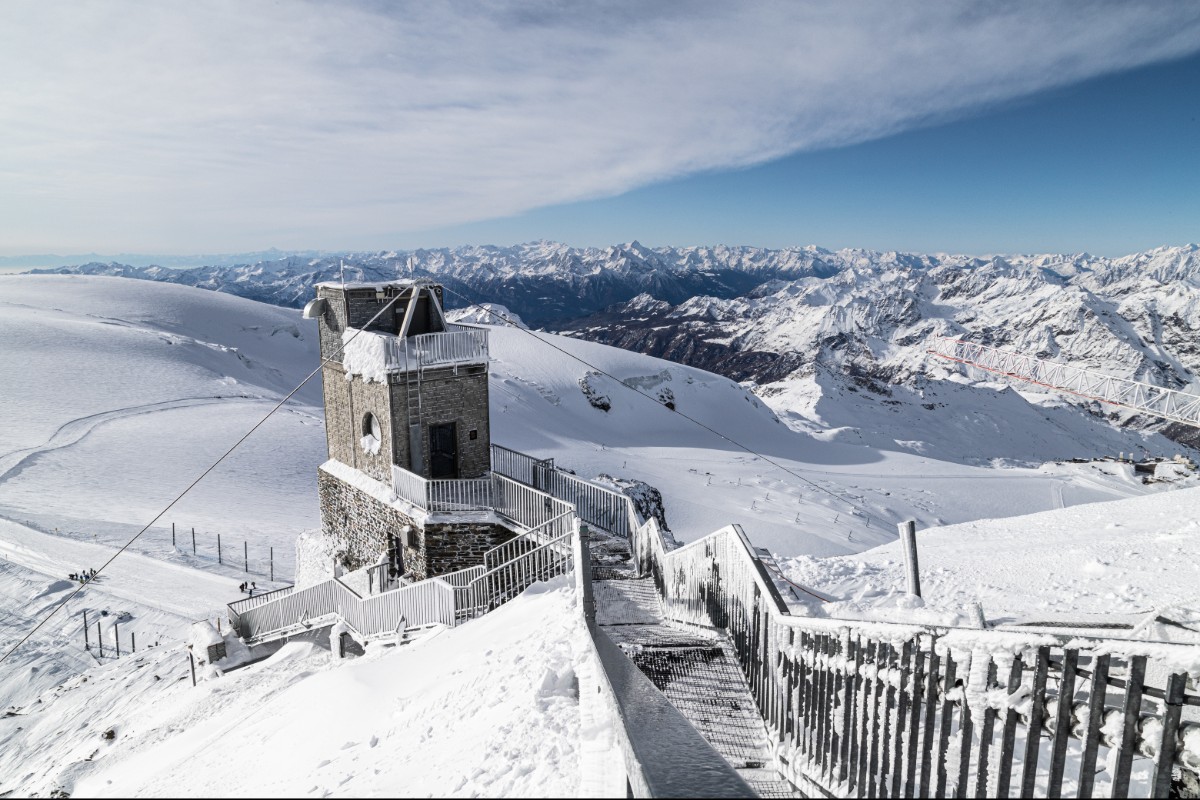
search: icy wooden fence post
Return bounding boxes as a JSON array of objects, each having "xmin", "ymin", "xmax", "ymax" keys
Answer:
[
  {"xmin": 270, "ymin": 547, "xmax": 274, "ymax": 582},
  {"xmin": 898, "ymin": 519, "xmax": 921, "ymax": 598},
  {"xmin": 96, "ymin": 620, "xmax": 103, "ymax": 658},
  {"xmin": 218, "ymin": 533, "xmax": 222, "ymax": 565},
  {"xmin": 244, "ymin": 540, "xmax": 248, "ymax": 573},
  {"xmin": 172, "ymin": 522, "xmax": 175, "ymax": 547},
  {"xmin": 191, "ymin": 526, "xmax": 196, "ymax": 554},
  {"xmin": 82, "ymin": 610, "xmax": 89, "ymax": 650},
  {"xmin": 114, "ymin": 620, "xmax": 120, "ymax": 657}
]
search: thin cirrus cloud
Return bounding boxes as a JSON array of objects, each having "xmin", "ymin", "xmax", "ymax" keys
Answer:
[{"xmin": 2, "ymin": 0, "xmax": 1199, "ymax": 253}]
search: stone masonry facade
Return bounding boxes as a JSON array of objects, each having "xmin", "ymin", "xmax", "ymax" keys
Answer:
[
  {"xmin": 313, "ymin": 280, "xmax": 501, "ymax": 583},
  {"xmin": 317, "ymin": 467, "xmax": 425, "ymax": 576},
  {"xmin": 321, "ymin": 361, "xmax": 490, "ymax": 481},
  {"xmin": 317, "ymin": 467, "xmax": 517, "ymax": 580}
]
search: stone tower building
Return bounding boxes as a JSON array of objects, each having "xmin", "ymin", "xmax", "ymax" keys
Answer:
[{"xmin": 303, "ymin": 279, "xmax": 514, "ymax": 583}]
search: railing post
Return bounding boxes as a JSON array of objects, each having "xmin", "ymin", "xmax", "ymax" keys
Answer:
[{"xmin": 899, "ymin": 519, "xmax": 921, "ymax": 598}]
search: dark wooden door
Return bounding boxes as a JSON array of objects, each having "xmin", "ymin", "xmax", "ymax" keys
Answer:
[{"xmin": 429, "ymin": 422, "xmax": 458, "ymax": 479}]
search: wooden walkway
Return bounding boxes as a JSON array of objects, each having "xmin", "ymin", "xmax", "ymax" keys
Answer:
[{"xmin": 590, "ymin": 532, "xmax": 801, "ymax": 798}]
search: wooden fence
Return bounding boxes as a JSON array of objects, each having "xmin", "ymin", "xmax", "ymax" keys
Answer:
[{"xmin": 627, "ymin": 516, "xmax": 1200, "ymax": 798}]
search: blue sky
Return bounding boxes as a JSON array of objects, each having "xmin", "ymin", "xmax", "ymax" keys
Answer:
[
  {"xmin": 413, "ymin": 52, "xmax": 1200, "ymax": 257},
  {"xmin": 2, "ymin": 1, "xmax": 1199, "ymax": 258}
]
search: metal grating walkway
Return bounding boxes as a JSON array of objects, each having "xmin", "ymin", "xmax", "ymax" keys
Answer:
[{"xmin": 588, "ymin": 530, "xmax": 801, "ymax": 797}]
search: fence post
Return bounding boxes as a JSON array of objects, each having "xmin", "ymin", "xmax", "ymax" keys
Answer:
[
  {"xmin": 188, "ymin": 650, "xmax": 196, "ymax": 686},
  {"xmin": 898, "ymin": 520, "xmax": 921, "ymax": 598},
  {"xmin": 83, "ymin": 610, "xmax": 89, "ymax": 650},
  {"xmin": 218, "ymin": 533, "xmax": 222, "ymax": 565},
  {"xmin": 270, "ymin": 547, "xmax": 274, "ymax": 582},
  {"xmin": 191, "ymin": 526, "xmax": 196, "ymax": 554},
  {"xmin": 172, "ymin": 522, "xmax": 176, "ymax": 547},
  {"xmin": 97, "ymin": 620, "xmax": 103, "ymax": 658},
  {"xmin": 114, "ymin": 620, "xmax": 120, "ymax": 657},
  {"xmin": 131, "ymin": 631, "xmax": 136, "ymax": 653},
  {"xmin": 244, "ymin": 541, "xmax": 248, "ymax": 573}
]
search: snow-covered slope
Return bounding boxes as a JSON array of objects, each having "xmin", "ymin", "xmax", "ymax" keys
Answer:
[
  {"xmin": 480, "ymin": 325, "xmax": 1195, "ymax": 558},
  {"xmin": 563, "ymin": 245, "xmax": 1200, "ymax": 456},
  {"xmin": 0, "ymin": 579, "xmax": 589, "ymax": 799},
  {"xmin": 0, "ymin": 276, "xmax": 326, "ymax": 707},
  {"xmin": 781, "ymin": 484, "xmax": 1200, "ymax": 635}
]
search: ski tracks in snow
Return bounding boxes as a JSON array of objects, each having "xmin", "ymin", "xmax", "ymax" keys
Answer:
[{"xmin": 0, "ymin": 395, "xmax": 269, "ymax": 487}]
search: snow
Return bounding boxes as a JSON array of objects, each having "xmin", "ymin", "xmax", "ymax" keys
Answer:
[
  {"xmin": 340, "ymin": 327, "xmax": 395, "ymax": 383},
  {"xmin": 447, "ymin": 302, "xmax": 527, "ymax": 328},
  {"xmin": 480, "ymin": 324, "xmax": 1196, "ymax": 560},
  {"xmin": 0, "ymin": 578, "xmax": 591, "ymax": 798},
  {"xmin": 780, "ymin": 486, "xmax": 1200, "ymax": 630},
  {"xmin": 3, "ymin": 275, "xmax": 1199, "ymax": 796}
]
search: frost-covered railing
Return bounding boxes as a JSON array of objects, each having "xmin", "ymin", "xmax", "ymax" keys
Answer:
[
  {"xmin": 228, "ymin": 573, "xmax": 458, "ymax": 643},
  {"xmin": 384, "ymin": 327, "xmax": 489, "ymax": 370},
  {"xmin": 621, "ymin": 514, "xmax": 1200, "ymax": 799},
  {"xmin": 928, "ymin": 336, "xmax": 1200, "ymax": 428}
]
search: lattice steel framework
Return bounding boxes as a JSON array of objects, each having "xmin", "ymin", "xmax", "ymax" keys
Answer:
[{"xmin": 927, "ymin": 336, "xmax": 1200, "ymax": 429}]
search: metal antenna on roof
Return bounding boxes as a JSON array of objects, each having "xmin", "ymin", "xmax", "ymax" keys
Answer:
[
  {"xmin": 339, "ymin": 258, "xmax": 346, "ymax": 287},
  {"xmin": 407, "ymin": 255, "xmax": 414, "ymax": 277}
]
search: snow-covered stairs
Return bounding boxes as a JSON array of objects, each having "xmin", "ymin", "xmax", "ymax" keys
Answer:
[{"xmin": 590, "ymin": 545, "xmax": 802, "ymax": 798}]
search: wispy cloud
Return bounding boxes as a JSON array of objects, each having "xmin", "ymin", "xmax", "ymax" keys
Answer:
[{"xmin": 2, "ymin": 0, "xmax": 1199, "ymax": 251}]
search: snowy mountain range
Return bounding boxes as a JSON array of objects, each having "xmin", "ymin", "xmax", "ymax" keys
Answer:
[{"xmin": 31, "ymin": 242, "xmax": 1200, "ymax": 448}]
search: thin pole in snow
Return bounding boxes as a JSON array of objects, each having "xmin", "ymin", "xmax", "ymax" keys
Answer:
[
  {"xmin": 188, "ymin": 651, "xmax": 196, "ymax": 686},
  {"xmin": 270, "ymin": 547, "xmax": 274, "ymax": 582},
  {"xmin": 244, "ymin": 540, "xmax": 248, "ymax": 573},
  {"xmin": 83, "ymin": 610, "xmax": 89, "ymax": 650},
  {"xmin": 191, "ymin": 527, "xmax": 196, "ymax": 554},
  {"xmin": 131, "ymin": 631, "xmax": 136, "ymax": 653},
  {"xmin": 172, "ymin": 522, "xmax": 175, "ymax": 547},
  {"xmin": 114, "ymin": 620, "xmax": 120, "ymax": 657},
  {"xmin": 899, "ymin": 520, "xmax": 921, "ymax": 598},
  {"xmin": 218, "ymin": 533, "xmax": 222, "ymax": 565},
  {"xmin": 97, "ymin": 621, "xmax": 103, "ymax": 658}
]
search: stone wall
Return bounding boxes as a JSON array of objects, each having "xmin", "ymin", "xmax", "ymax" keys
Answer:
[
  {"xmin": 394, "ymin": 364, "xmax": 491, "ymax": 478},
  {"xmin": 318, "ymin": 466, "xmax": 518, "ymax": 581},
  {"xmin": 424, "ymin": 521, "xmax": 516, "ymax": 577},
  {"xmin": 321, "ymin": 361, "xmax": 396, "ymax": 483},
  {"xmin": 317, "ymin": 467, "xmax": 423, "ymax": 575}
]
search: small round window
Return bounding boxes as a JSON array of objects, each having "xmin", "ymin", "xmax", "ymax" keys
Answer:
[{"xmin": 361, "ymin": 412, "xmax": 382, "ymax": 454}]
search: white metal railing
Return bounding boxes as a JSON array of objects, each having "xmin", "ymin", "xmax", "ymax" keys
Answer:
[
  {"xmin": 453, "ymin": 528, "xmax": 575, "ymax": 622},
  {"xmin": 492, "ymin": 473, "xmax": 573, "ymax": 529},
  {"xmin": 391, "ymin": 464, "xmax": 493, "ymax": 514},
  {"xmin": 378, "ymin": 327, "xmax": 489, "ymax": 372},
  {"xmin": 484, "ymin": 510, "xmax": 575, "ymax": 571},
  {"xmin": 412, "ymin": 329, "xmax": 489, "ymax": 367},
  {"xmin": 427, "ymin": 476, "xmax": 493, "ymax": 512},
  {"xmin": 391, "ymin": 464, "xmax": 427, "ymax": 509},
  {"xmin": 491, "ymin": 443, "xmax": 554, "ymax": 485},
  {"xmin": 928, "ymin": 336, "xmax": 1200, "ymax": 428},
  {"xmin": 536, "ymin": 465, "xmax": 635, "ymax": 538}
]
